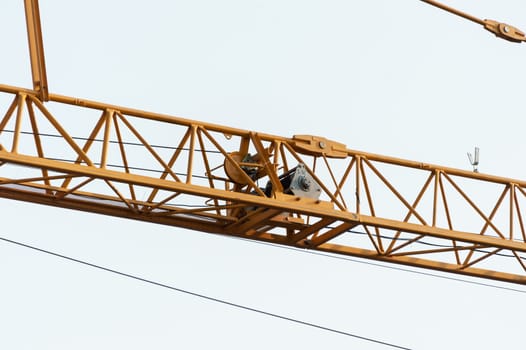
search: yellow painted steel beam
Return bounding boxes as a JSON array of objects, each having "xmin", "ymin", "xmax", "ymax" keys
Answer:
[{"xmin": 23, "ymin": 0, "xmax": 49, "ymax": 101}]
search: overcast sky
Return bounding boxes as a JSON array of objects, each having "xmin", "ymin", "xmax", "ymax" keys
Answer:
[{"xmin": 1, "ymin": 1, "xmax": 526, "ymax": 349}]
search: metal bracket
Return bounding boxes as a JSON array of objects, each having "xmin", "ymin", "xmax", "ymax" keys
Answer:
[{"xmin": 291, "ymin": 135, "xmax": 347, "ymax": 158}]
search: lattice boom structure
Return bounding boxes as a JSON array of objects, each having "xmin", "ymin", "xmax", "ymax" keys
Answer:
[{"xmin": 1, "ymin": 83, "xmax": 526, "ymax": 284}]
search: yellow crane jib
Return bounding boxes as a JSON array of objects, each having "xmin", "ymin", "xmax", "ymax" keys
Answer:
[{"xmin": 3, "ymin": 0, "xmax": 526, "ymax": 285}]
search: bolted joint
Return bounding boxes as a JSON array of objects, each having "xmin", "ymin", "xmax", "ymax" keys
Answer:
[{"xmin": 484, "ymin": 19, "xmax": 526, "ymax": 43}]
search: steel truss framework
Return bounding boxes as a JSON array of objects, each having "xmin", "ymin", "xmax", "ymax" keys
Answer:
[{"xmin": 1, "ymin": 83, "xmax": 526, "ymax": 284}]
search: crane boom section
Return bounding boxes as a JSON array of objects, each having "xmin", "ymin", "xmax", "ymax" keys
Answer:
[{"xmin": 1, "ymin": 84, "xmax": 525, "ymax": 285}]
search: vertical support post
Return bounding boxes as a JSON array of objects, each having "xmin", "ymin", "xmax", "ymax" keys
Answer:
[{"xmin": 24, "ymin": 0, "xmax": 49, "ymax": 102}]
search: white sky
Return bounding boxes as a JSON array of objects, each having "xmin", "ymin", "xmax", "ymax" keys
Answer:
[{"xmin": 1, "ymin": 1, "xmax": 526, "ymax": 349}]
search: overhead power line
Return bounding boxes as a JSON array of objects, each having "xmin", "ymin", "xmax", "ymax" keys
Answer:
[
  {"xmin": 4, "ymin": 130, "xmax": 526, "ymax": 286},
  {"xmin": 0, "ymin": 235, "xmax": 412, "ymax": 350},
  {"xmin": 235, "ymin": 236, "xmax": 526, "ymax": 294},
  {"xmin": 2, "ymin": 129, "xmax": 222, "ymax": 153}
]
